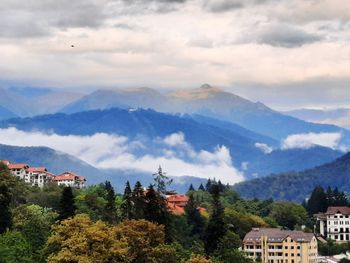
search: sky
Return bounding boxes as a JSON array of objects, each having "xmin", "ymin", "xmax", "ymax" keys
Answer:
[{"xmin": 1, "ymin": 0, "xmax": 350, "ymax": 109}]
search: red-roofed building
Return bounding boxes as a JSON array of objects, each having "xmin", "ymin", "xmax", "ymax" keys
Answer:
[
  {"xmin": 0, "ymin": 160, "xmax": 10, "ymax": 166},
  {"xmin": 8, "ymin": 163, "xmax": 29, "ymax": 180},
  {"xmin": 25, "ymin": 167, "xmax": 52, "ymax": 188},
  {"xmin": 54, "ymin": 172, "xmax": 86, "ymax": 188}
]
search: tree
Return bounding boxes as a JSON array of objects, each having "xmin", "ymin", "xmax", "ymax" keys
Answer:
[
  {"xmin": 186, "ymin": 255, "xmax": 212, "ymax": 263},
  {"xmin": 116, "ymin": 219, "xmax": 173, "ymax": 263},
  {"xmin": 205, "ymin": 179, "xmax": 212, "ymax": 192},
  {"xmin": 185, "ymin": 194, "xmax": 205, "ymax": 238},
  {"xmin": 0, "ymin": 181, "xmax": 12, "ymax": 234},
  {"xmin": 121, "ymin": 181, "xmax": 134, "ymax": 220},
  {"xmin": 307, "ymin": 186, "xmax": 327, "ymax": 215},
  {"xmin": 144, "ymin": 184, "xmax": 169, "ymax": 226},
  {"xmin": 198, "ymin": 184, "xmax": 205, "ymax": 191},
  {"xmin": 103, "ymin": 181, "xmax": 117, "ymax": 223},
  {"xmin": 188, "ymin": 184, "xmax": 195, "ymax": 192},
  {"xmin": 132, "ymin": 181, "xmax": 146, "ymax": 219},
  {"xmin": 57, "ymin": 186, "xmax": 76, "ymax": 221},
  {"xmin": 12, "ymin": 204, "xmax": 57, "ymax": 260},
  {"xmin": 0, "ymin": 231, "xmax": 33, "ymax": 263},
  {"xmin": 269, "ymin": 202, "xmax": 308, "ymax": 230},
  {"xmin": 153, "ymin": 166, "xmax": 172, "ymax": 195},
  {"xmin": 43, "ymin": 214, "xmax": 129, "ymax": 263},
  {"xmin": 204, "ymin": 184, "xmax": 226, "ymax": 255}
]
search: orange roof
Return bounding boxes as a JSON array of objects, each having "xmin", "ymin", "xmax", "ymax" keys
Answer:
[
  {"xmin": 168, "ymin": 203, "xmax": 186, "ymax": 215},
  {"xmin": 8, "ymin": 163, "xmax": 29, "ymax": 169},
  {"xmin": 54, "ymin": 174, "xmax": 76, "ymax": 181},
  {"xmin": 26, "ymin": 167, "xmax": 47, "ymax": 173},
  {"xmin": 54, "ymin": 171, "xmax": 85, "ymax": 182},
  {"xmin": 0, "ymin": 160, "xmax": 10, "ymax": 166},
  {"xmin": 46, "ymin": 172, "xmax": 56, "ymax": 178},
  {"xmin": 166, "ymin": 194, "xmax": 189, "ymax": 203}
]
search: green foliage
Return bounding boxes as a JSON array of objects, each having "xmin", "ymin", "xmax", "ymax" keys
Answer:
[
  {"xmin": 153, "ymin": 166, "xmax": 172, "ymax": 195},
  {"xmin": 121, "ymin": 181, "xmax": 134, "ymax": 220},
  {"xmin": 185, "ymin": 194, "xmax": 205, "ymax": 238},
  {"xmin": 12, "ymin": 204, "xmax": 57, "ymax": 261},
  {"xmin": 204, "ymin": 184, "xmax": 226, "ymax": 255},
  {"xmin": 57, "ymin": 186, "xmax": 76, "ymax": 221},
  {"xmin": 269, "ymin": 202, "xmax": 308, "ymax": 230},
  {"xmin": 319, "ymin": 239, "xmax": 350, "ymax": 256},
  {"xmin": 307, "ymin": 186, "xmax": 327, "ymax": 215},
  {"xmin": 132, "ymin": 181, "xmax": 146, "ymax": 219},
  {"xmin": 0, "ymin": 231, "xmax": 33, "ymax": 263},
  {"xmin": 102, "ymin": 181, "xmax": 118, "ymax": 223},
  {"xmin": 0, "ymin": 178, "xmax": 12, "ymax": 234}
]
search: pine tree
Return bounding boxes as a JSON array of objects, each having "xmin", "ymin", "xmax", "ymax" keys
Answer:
[
  {"xmin": 144, "ymin": 184, "xmax": 169, "ymax": 225},
  {"xmin": 153, "ymin": 166, "xmax": 173, "ymax": 195},
  {"xmin": 185, "ymin": 194, "xmax": 205, "ymax": 238},
  {"xmin": 205, "ymin": 179, "xmax": 212, "ymax": 192},
  {"xmin": 121, "ymin": 181, "xmax": 134, "ymax": 220},
  {"xmin": 132, "ymin": 181, "xmax": 146, "ymax": 219},
  {"xmin": 0, "ymin": 182, "xmax": 12, "ymax": 234},
  {"xmin": 103, "ymin": 181, "xmax": 117, "ymax": 223},
  {"xmin": 307, "ymin": 186, "xmax": 327, "ymax": 215},
  {"xmin": 326, "ymin": 186, "xmax": 334, "ymax": 207},
  {"xmin": 57, "ymin": 187, "xmax": 76, "ymax": 221},
  {"xmin": 188, "ymin": 184, "xmax": 195, "ymax": 192},
  {"xmin": 198, "ymin": 183, "xmax": 205, "ymax": 191},
  {"xmin": 204, "ymin": 184, "xmax": 226, "ymax": 255}
]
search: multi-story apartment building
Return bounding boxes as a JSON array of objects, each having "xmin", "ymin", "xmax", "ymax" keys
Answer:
[
  {"xmin": 26, "ymin": 167, "xmax": 54, "ymax": 188},
  {"xmin": 1, "ymin": 160, "xmax": 86, "ymax": 189},
  {"xmin": 54, "ymin": 171, "xmax": 86, "ymax": 188},
  {"xmin": 316, "ymin": 206, "xmax": 350, "ymax": 242},
  {"xmin": 243, "ymin": 228, "xmax": 318, "ymax": 263}
]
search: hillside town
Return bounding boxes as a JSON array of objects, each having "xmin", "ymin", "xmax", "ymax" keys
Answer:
[{"xmin": 0, "ymin": 160, "xmax": 86, "ymax": 188}]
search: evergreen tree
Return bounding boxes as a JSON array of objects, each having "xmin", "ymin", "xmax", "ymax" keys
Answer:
[
  {"xmin": 307, "ymin": 186, "xmax": 327, "ymax": 215},
  {"xmin": 205, "ymin": 179, "xmax": 212, "ymax": 192},
  {"xmin": 334, "ymin": 187, "xmax": 348, "ymax": 206},
  {"xmin": 205, "ymin": 184, "xmax": 226, "ymax": 255},
  {"xmin": 185, "ymin": 194, "xmax": 205, "ymax": 238},
  {"xmin": 103, "ymin": 181, "xmax": 117, "ymax": 223},
  {"xmin": 121, "ymin": 181, "xmax": 134, "ymax": 220},
  {"xmin": 0, "ymin": 182, "xmax": 12, "ymax": 234},
  {"xmin": 198, "ymin": 183, "xmax": 205, "ymax": 191},
  {"xmin": 144, "ymin": 184, "xmax": 169, "ymax": 226},
  {"xmin": 57, "ymin": 187, "xmax": 76, "ymax": 221},
  {"xmin": 132, "ymin": 181, "xmax": 146, "ymax": 219},
  {"xmin": 188, "ymin": 184, "xmax": 195, "ymax": 192},
  {"xmin": 218, "ymin": 180, "xmax": 225, "ymax": 192},
  {"xmin": 326, "ymin": 186, "xmax": 334, "ymax": 207},
  {"xmin": 153, "ymin": 166, "xmax": 173, "ymax": 195}
]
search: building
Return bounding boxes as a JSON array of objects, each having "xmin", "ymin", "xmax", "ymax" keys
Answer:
[
  {"xmin": 53, "ymin": 171, "xmax": 86, "ymax": 188},
  {"xmin": 26, "ymin": 167, "xmax": 52, "ymax": 188},
  {"xmin": 1, "ymin": 160, "xmax": 86, "ymax": 189},
  {"xmin": 315, "ymin": 206, "xmax": 350, "ymax": 242},
  {"xmin": 8, "ymin": 163, "xmax": 29, "ymax": 181},
  {"xmin": 243, "ymin": 228, "xmax": 318, "ymax": 263},
  {"xmin": 166, "ymin": 194, "xmax": 189, "ymax": 215}
]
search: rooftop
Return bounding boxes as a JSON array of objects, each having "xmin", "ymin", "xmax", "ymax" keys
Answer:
[{"xmin": 244, "ymin": 228, "xmax": 315, "ymax": 243}]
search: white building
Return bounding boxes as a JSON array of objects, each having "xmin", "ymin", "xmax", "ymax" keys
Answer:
[
  {"xmin": 8, "ymin": 163, "xmax": 29, "ymax": 181},
  {"xmin": 26, "ymin": 167, "xmax": 53, "ymax": 188},
  {"xmin": 316, "ymin": 206, "xmax": 350, "ymax": 242},
  {"xmin": 53, "ymin": 171, "xmax": 86, "ymax": 189}
]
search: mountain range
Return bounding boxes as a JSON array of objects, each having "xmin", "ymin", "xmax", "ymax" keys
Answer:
[
  {"xmin": 233, "ymin": 151, "xmax": 350, "ymax": 202},
  {"xmin": 0, "ymin": 107, "xmax": 342, "ymax": 179}
]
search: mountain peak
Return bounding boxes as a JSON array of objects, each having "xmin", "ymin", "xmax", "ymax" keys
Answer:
[{"xmin": 200, "ymin": 83, "xmax": 213, "ymax": 90}]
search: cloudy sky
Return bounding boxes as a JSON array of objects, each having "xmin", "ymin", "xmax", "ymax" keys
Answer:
[{"xmin": 1, "ymin": 0, "xmax": 350, "ymax": 109}]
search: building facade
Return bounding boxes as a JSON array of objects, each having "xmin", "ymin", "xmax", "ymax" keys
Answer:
[
  {"xmin": 316, "ymin": 206, "xmax": 350, "ymax": 242},
  {"xmin": 243, "ymin": 228, "xmax": 318, "ymax": 263},
  {"xmin": 1, "ymin": 160, "xmax": 86, "ymax": 189},
  {"xmin": 54, "ymin": 172, "xmax": 86, "ymax": 188}
]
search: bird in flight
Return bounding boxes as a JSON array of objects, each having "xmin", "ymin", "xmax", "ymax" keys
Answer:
[{"xmin": 71, "ymin": 45, "xmax": 75, "ymax": 48}]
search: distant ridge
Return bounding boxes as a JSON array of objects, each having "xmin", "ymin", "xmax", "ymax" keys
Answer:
[{"xmin": 233, "ymin": 151, "xmax": 350, "ymax": 202}]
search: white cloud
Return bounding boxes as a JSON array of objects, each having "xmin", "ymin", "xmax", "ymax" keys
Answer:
[
  {"xmin": 0, "ymin": 128, "xmax": 244, "ymax": 184},
  {"xmin": 281, "ymin": 132, "xmax": 343, "ymax": 150},
  {"xmin": 255, "ymin": 142, "xmax": 273, "ymax": 154}
]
